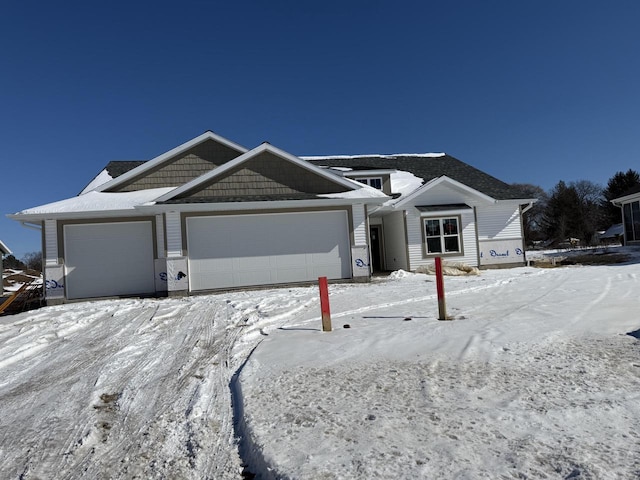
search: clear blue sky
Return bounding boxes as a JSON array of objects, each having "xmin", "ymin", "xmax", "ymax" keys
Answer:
[{"xmin": 2, "ymin": 1, "xmax": 639, "ymax": 259}]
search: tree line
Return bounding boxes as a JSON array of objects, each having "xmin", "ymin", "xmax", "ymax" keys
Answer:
[
  {"xmin": 3, "ymin": 252, "xmax": 42, "ymax": 272},
  {"xmin": 515, "ymin": 169, "xmax": 640, "ymax": 247}
]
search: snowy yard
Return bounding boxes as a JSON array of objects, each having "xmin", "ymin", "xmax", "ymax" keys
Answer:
[{"xmin": 1, "ymin": 248, "xmax": 639, "ymax": 479}]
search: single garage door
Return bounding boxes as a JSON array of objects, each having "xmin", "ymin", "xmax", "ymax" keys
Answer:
[
  {"xmin": 187, "ymin": 211, "xmax": 351, "ymax": 291},
  {"xmin": 64, "ymin": 222, "xmax": 155, "ymax": 299}
]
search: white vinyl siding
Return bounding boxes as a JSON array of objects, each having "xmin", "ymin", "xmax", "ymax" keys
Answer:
[
  {"xmin": 475, "ymin": 203, "xmax": 522, "ymax": 240},
  {"xmin": 352, "ymin": 204, "xmax": 367, "ymax": 246},
  {"xmin": 406, "ymin": 208, "xmax": 477, "ymax": 270},
  {"xmin": 63, "ymin": 222, "xmax": 155, "ymax": 300},
  {"xmin": 165, "ymin": 211, "xmax": 183, "ymax": 257},
  {"xmin": 186, "ymin": 211, "xmax": 351, "ymax": 291},
  {"xmin": 44, "ymin": 219, "xmax": 58, "ymax": 266}
]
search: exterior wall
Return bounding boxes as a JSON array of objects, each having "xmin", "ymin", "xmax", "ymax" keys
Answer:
[
  {"xmin": 476, "ymin": 202, "xmax": 526, "ymax": 266},
  {"xmin": 402, "ymin": 183, "xmax": 480, "ymax": 270},
  {"xmin": 180, "ymin": 152, "xmax": 348, "ymax": 199},
  {"xmin": 111, "ymin": 139, "xmax": 243, "ymax": 192},
  {"xmin": 406, "ymin": 208, "xmax": 478, "ymax": 270},
  {"xmin": 381, "ymin": 211, "xmax": 408, "ymax": 271}
]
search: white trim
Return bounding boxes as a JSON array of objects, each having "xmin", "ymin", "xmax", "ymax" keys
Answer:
[
  {"xmin": 0, "ymin": 239, "xmax": 11, "ymax": 255},
  {"xmin": 138, "ymin": 197, "xmax": 385, "ymax": 214},
  {"xmin": 393, "ymin": 175, "xmax": 497, "ymax": 208},
  {"xmin": 611, "ymin": 191, "xmax": 640, "ymax": 205},
  {"xmin": 155, "ymin": 143, "xmax": 361, "ymax": 203},
  {"xmin": 92, "ymin": 131, "xmax": 248, "ymax": 193},
  {"xmin": 343, "ymin": 169, "xmax": 396, "ymax": 177}
]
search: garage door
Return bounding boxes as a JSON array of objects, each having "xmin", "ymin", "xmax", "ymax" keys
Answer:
[
  {"xmin": 187, "ymin": 211, "xmax": 351, "ymax": 291},
  {"xmin": 64, "ymin": 222, "xmax": 155, "ymax": 299}
]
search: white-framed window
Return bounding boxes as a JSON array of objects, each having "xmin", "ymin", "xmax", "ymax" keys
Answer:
[
  {"xmin": 356, "ymin": 177, "xmax": 383, "ymax": 190},
  {"xmin": 423, "ymin": 217, "xmax": 462, "ymax": 255}
]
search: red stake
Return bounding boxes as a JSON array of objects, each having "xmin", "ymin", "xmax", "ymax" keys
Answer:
[
  {"xmin": 318, "ymin": 276, "xmax": 332, "ymax": 331},
  {"xmin": 435, "ymin": 257, "xmax": 448, "ymax": 320}
]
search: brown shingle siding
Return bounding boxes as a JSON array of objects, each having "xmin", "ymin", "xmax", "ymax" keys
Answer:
[
  {"xmin": 108, "ymin": 139, "xmax": 242, "ymax": 192},
  {"xmin": 176, "ymin": 151, "xmax": 349, "ymax": 200}
]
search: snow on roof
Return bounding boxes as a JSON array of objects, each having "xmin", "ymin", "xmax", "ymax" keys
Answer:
[
  {"xmin": 300, "ymin": 153, "xmax": 445, "ymax": 161},
  {"xmin": 389, "ymin": 170, "xmax": 424, "ymax": 197},
  {"xmin": 80, "ymin": 168, "xmax": 114, "ymax": 194},
  {"xmin": 15, "ymin": 187, "xmax": 175, "ymax": 215}
]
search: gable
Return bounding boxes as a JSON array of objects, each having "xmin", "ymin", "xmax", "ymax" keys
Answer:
[
  {"xmin": 171, "ymin": 151, "xmax": 350, "ymax": 202},
  {"xmin": 106, "ymin": 138, "xmax": 245, "ymax": 193}
]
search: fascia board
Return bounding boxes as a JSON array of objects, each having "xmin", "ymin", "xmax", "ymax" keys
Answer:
[
  {"xmin": 136, "ymin": 197, "xmax": 386, "ymax": 214},
  {"xmin": 7, "ymin": 209, "xmax": 154, "ymax": 222},
  {"xmin": 92, "ymin": 131, "xmax": 248, "ymax": 193},
  {"xmin": 0, "ymin": 239, "xmax": 11, "ymax": 255},
  {"xmin": 155, "ymin": 143, "xmax": 361, "ymax": 203},
  {"xmin": 343, "ymin": 169, "xmax": 397, "ymax": 176},
  {"xmin": 611, "ymin": 192, "xmax": 640, "ymax": 205}
]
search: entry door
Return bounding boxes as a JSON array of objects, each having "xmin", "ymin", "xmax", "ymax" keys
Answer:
[{"xmin": 369, "ymin": 225, "xmax": 384, "ymax": 272}]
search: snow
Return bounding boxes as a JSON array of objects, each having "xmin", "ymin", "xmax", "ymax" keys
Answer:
[
  {"xmin": 301, "ymin": 153, "xmax": 446, "ymax": 160},
  {"xmin": 79, "ymin": 168, "xmax": 113, "ymax": 194},
  {"xmin": 389, "ymin": 170, "xmax": 424, "ymax": 197},
  {"xmin": 14, "ymin": 187, "xmax": 175, "ymax": 215},
  {"xmin": 1, "ymin": 247, "xmax": 639, "ymax": 479}
]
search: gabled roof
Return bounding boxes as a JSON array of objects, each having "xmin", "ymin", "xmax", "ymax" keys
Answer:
[
  {"xmin": 92, "ymin": 131, "xmax": 248, "ymax": 193},
  {"xmin": 305, "ymin": 154, "xmax": 529, "ymax": 200},
  {"xmin": 155, "ymin": 142, "xmax": 367, "ymax": 204}
]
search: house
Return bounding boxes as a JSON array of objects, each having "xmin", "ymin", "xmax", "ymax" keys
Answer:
[
  {"xmin": 8, "ymin": 131, "xmax": 535, "ymax": 304},
  {"xmin": 611, "ymin": 185, "xmax": 640, "ymax": 246},
  {"xmin": 1, "ymin": 240, "xmax": 11, "ymax": 294}
]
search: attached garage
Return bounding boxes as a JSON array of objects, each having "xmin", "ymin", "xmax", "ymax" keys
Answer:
[
  {"xmin": 186, "ymin": 211, "xmax": 352, "ymax": 291},
  {"xmin": 63, "ymin": 222, "xmax": 156, "ymax": 299}
]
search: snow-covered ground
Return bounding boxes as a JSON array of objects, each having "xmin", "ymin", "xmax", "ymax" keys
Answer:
[{"xmin": 0, "ymin": 247, "xmax": 639, "ymax": 479}]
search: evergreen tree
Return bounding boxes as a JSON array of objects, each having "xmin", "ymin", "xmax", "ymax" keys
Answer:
[
  {"xmin": 542, "ymin": 181, "xmax": 586, "ymax": 245},
  {"xmin": 3, "ymin": 255, "xmax": 26, "ymax": 270},
  {"xmin": 602, "ymin": 169, "xmax": 640, "ymax": 226}
]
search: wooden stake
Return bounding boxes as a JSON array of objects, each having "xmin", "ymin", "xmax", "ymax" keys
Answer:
[
  {"xmin": 318, "ymin": 276, "xmax": 332, "ymax": 332},
  {"xmin": 435, "ymin": 257, "xmax": 449, "ymax": 320}
]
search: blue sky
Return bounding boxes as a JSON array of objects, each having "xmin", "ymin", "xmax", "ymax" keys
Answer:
[{"xmin": 2, "ymin": 1, "xmax": 639, "ymax": 259}]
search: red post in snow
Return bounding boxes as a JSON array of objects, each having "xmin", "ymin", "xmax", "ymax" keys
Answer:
[
  {"xmin": 435, "ymin": 257, "xmax": 448, "ymax": 320},
  {"xmin": 318, "ymin": 276, "xmax": 332, "ymax": 332}
]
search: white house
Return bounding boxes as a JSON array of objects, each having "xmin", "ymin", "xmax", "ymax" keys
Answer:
[
  {"xmin": 9, "ymin": 131, "xmax": 535, "ymax": 304},
  {"xmin": 611, "ymin": 186, "xmax": 640, "ymax": 246}
]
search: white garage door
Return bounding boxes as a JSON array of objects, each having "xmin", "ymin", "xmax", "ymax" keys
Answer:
[
  {"xmin": 64, "ymin": 222, "xmax": 155, "ymax": 299},
  {"xmin": 187, "ymin": 211, "xmax": 351, "ymax": 291}
]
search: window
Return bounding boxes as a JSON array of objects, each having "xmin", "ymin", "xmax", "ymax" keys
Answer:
[
  {"xmin": 356, "ymin": 177, "xmax": 383, "ymax": 190},
  {"xmin": 624, "ymin": 200, "xmax": 640, "ymax": 242},
  {"xmin": 423, "ymin": 217, "xmax": 461, "ymax": 255}
]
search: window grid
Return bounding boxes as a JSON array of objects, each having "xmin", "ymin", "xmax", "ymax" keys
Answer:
[{"xmin": 423, "ymin": 217, "xmax": 461, "ymax": 255}]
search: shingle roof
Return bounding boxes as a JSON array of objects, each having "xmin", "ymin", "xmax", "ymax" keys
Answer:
[
  {"xmin": 105, "ymin": 161, "xmax": 146, "ymax": 178},
  {"xmin": 305, "ymin": 155, "xmax": 528, "ymax": 200},
  {"xmin": 101, "ymin": 153, "xmax": 530, "ymax": 201}
]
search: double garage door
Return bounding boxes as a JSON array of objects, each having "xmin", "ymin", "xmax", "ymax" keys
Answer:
[
  {"xmin": 64, "ymin": 222, "xmax": 155, "ymax": 300},
  {"xmin": 187, "ymin": 211, "xmax": 352, "ymax": 291},
  {"xmin": 62, "ymin": 212, "xmax": 352, "ymax": 298}
]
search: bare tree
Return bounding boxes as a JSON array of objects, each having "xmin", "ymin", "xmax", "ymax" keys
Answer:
[{"xmin": 21, "ymin": 252, "xmax": 42, "ymax": 273}]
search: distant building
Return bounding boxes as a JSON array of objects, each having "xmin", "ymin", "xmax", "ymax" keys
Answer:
[{"xmin": 611, "ymin": 186, "xmax": 640, "ymax": 246}]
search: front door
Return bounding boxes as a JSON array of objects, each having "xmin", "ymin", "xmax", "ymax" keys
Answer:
[{"xmin": 369, "ymin": 225, "xmax": 384, "ymax": 272}]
